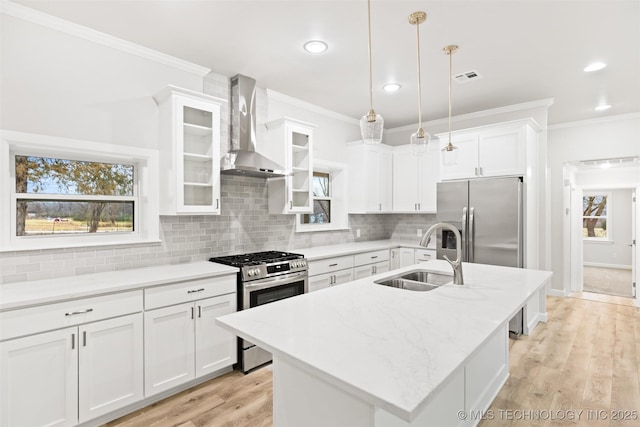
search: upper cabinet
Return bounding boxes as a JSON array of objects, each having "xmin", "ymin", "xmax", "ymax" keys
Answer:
[
  {"xmin": 347, "ymin": 142, "xmax": 393, "ymax": 213},
  {"xmin": 265, "ymin": 118, "xmax": 316, "ymax": 214},
  {"xmin": 155, "ymin": 85, "xmax": 226, "ymax": 215},
  {"xmin": 437, "ymin": 120, "xmax": 538, "ymax": 181},
  {"xmin": 392, "ymin": 143, "xmax": 439, "ymax": 213}
]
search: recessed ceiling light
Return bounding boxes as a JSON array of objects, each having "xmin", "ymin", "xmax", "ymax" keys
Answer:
[
  {"xmin": 599, "ymin": 162, "xmax": 612, "ymax": 169},
  {"xmin": 584, "ymin": 62, "xmax": 607, "ymax": 72},
  {"xmin": 303, "ymin": 40, "xmax": 328, "ymax": 54},
  {"xmin": 383, "ymin": 83, "xmax": 401, "ymax": 93},
  {"xmin": 595, "ymin": 104, "xmax": 612, "ymax": 111}
]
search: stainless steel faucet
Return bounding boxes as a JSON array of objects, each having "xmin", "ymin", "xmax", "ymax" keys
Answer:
[{"xmin": 419, "ymin": 223, "xmax": 464, "ymax": 285}]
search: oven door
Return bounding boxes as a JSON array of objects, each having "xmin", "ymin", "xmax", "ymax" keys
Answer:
[{"xmin": 242, "ymin": 270, "xmax": 308, "ymax": 310}]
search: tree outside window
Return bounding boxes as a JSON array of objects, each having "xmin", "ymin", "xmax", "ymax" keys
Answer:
[
  {"xmin": 582, "ymin": 194, "xmax": 609, "ymax": 239},
  {"xmin": 302, "ymin": 171, "xmax": 331, "ymax": 224}
]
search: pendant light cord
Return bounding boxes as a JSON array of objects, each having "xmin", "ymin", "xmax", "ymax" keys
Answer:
[
  {"xmin": 415, "ymin": 19, "xmax": 422, "ymax": 129},
  {"xmin": 448, "ymin": 47, "xmax": 452, "ymax": 145},
  {"xmin": 367, "ymin": 0, "xmax": 374, "ymax": 114}
]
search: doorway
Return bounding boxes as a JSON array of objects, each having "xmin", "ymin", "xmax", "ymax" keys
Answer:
[{"xmin": 563, "ymin": 157, "xmax": 639, "ymax": 304}]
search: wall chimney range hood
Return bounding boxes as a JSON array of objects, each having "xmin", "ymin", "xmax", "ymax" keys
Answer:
[{"xmin": 221, "ymin": 74, "xmax": 287, "ymax": 178}]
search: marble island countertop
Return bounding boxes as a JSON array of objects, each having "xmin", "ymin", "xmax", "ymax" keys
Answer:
[{"xmin": 217, "ymin": 260, "xmax": 552, "ymax": 421}]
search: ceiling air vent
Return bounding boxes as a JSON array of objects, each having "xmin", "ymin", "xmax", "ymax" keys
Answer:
[{"xmin": 454, "ymin": 70, "xmax": 482, "ymax": 84}]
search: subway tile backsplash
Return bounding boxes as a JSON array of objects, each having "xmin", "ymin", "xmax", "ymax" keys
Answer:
[{"xmin": 0, "ymin": 176, "xmax": 435, "ymax": 285}]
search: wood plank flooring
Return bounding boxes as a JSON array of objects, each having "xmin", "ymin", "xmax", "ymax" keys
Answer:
[{"xmin": 103, "ymin": 297, "xmax": 639, "ymax": 427}]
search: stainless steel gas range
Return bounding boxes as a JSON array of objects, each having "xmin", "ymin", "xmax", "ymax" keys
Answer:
[{"xmin": 209, "ymin": 251, "xmax": 308, "ymax": 373}]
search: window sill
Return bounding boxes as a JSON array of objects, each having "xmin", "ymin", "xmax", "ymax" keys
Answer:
[
  {"xmin": 583, "ymin": 239, "xmax": 614, "ymax": 245},
  {"xmin": 295, "ymin": 225, "xmax": 351, "ymax": 234},
  {"xmin": 0, "ymin": 238, "xmax": 163, "ymax": 253}
]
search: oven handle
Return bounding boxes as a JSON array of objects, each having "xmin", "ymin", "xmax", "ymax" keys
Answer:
[{"xmin": 243, "ymin": 271, "xmax": 308, "ymax": 291}]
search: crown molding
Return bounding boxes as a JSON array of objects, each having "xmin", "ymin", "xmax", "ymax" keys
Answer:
[
  {"xmin": 385, "ymin": 98, "xmax": 555, "ymax": 135},
  {"xmin": 266, "ymin": 89, "xmax": 360, "ymax": 126},
  {"xmin": 0, "ymin": 0, "xmax": 211, "ymax": 77},
  {"xmin": 548, "ymin": 112, "xmax": 640, "ymax": 130}
]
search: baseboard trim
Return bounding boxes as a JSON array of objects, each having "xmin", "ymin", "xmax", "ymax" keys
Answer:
[
  {"xmin": 583, "ymin": 262, "xmax": 632, "ymax": 270},
  {"xmin": 547, "ymin": 288, "xmax": 568, "ymax": 297}
]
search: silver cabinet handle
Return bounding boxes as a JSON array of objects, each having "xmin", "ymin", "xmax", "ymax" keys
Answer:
[
  {"xmin": 289, "ymin": 201, "xmax": 293, "ymax": 209},
  {"xmin": 216, "ymin": 198, "xmax": 219, "ymax": 209},
  {"xmin": 198, "ymin": 305, "xmax": 202, "ymax": 318},
  {"xmin": 187, "ymin": 288, "xmax": 205, "ymax": 294},
  {"xmin": 329, "ymin": 263, "xmax": 338, "ymax": 267},
  {"xmin": 71, "ymin": 333, "xmax": 75, "ymax": 350},
  {"xmin": 469, "ymin": 207, "xmax": 475, "ymax": 263},
  {"xmin": 371, "ymin": 256, "xmax": 378, "ymax": 259},
  {"xmin": 418, "ymin": 203, "xmax": 421, "ymax": 210},
  {"xmin": 83, "ymin": 331, "xmax": 87, "ymax": 347},
  {"xmin": 379, "ymin": 203, "xmax": 382, "ymax": 211},
  {"xmin": 65, "ymin": 308, "xmax": 93, "ymax": 316},
  {"xmin": 191, "ymin": 307, "xmax": 194, "ymax": 319},
  {"xmin": 479, "ymin": 167, "xmax": 484, "ymax": 176}
]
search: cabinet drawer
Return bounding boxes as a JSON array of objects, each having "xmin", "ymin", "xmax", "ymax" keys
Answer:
[
  {"xmin": 145, "ymin": 275, "xmax": 236, "ymax": 310},
  {"xmin": 308, "ymin": 255, "xmax": 354, "ymax": 277},
  {"xmin": 1, "ymin": 291, "xmax": 143, "ymax": 341},
  {"xmin": 415, "ymin": 249, "xmax": 436, "ymax": 263},
  {"xmin": 354, "ymin": 249, "xmax": 390, "ymax": 266}
]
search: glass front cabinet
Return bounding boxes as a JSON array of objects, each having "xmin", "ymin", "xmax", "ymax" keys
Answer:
[{"xmin": 155, "ymin": 86, "xmax": 226, "ymax": 215}]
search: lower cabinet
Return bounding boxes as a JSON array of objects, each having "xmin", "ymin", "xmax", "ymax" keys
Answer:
[
  {"xmin": 353, "ymin": 261, "xmax": 390, "ymax": 280},
  {"xmin": 399, "ymin": 248, "xmax": 415, "ymax": 268},
  {"xmin": 0, "ymin": 313, "xmax": 143, "ymax": 427},
  {"xmin": 309, "ymin": 269, "xmax": 354, "ymax": 292},
  {"xmin": 144, "ymin": 293, "xmax": 236, "ymax": 397},
  {"xmin": 415, "ymin": 248, "xmax": 436, "ymax": 263}
]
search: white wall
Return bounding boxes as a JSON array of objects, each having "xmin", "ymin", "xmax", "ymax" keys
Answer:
[
  {"xmin": 0, "ymin": 13, "xmax": 204, "ymax": 149},
  {"xmin": 548, "ymin": 113, "xmax": 640, "ymax": 293},
  {"xmin": 582, "ymin": 188, "xmax": 633, "ymax": 268}
]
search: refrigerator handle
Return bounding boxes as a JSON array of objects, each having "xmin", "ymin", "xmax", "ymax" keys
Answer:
[
  {"xmin": 462, "ymin": 207, "xmax": 468, "ymax": 262},
  {"xmin": 469, "ymin": 207, "xmax": 475, "ymax": 263},
  {"xmin": 517, "ymin": 181, "xmax": 524, "ymax": 268}
]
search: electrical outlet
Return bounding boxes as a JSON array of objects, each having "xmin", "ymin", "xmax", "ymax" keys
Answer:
[
  {"xmin": 417, "ymin": 229, "xmax": 422, "ymax": 237},
  {"xmin": 356, "ymin": 229, "xmax": 361, "ymax": 238}
]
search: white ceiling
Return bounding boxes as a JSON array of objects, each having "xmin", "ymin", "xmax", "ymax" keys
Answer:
[{"xmin": 14, "ymin": 0, "xmax": 640, "ymax": 128}]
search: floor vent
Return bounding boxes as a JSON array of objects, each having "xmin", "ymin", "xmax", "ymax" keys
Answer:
[{"xmin": 454, "ymin": 70, "xmax": 482, "ymax": 83}]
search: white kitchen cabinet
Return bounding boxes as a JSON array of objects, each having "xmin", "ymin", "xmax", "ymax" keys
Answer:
[
  {"xmin": 1, "ymin": 328, "xmax": 77, "ymax": 427},
  {"xmin": 144, "ymin": 288, "xmax": 236, "ymax": 397},
  {"xmin": 392, "ymin": 144, "xmax": 439, "ymax": 213},
  {"xmin": 0, "ymin": 291, "xmax": 144, "ymax": 427},
  {"xmin": 78, "ymin": 314, "xmax": 143, "ymax": 423},
  {"xmin": 438, "ymin": 119, "xmax": 537, "ymax": 180},
  {"xmin": 308, "ymin": 269, "xmax": 355, "ymax": 292},
  {"xmin": 353, "ymin": 261, "xmax": 390, "ymax": 279},
  {"xmin": 265, "ymin": 118, "xmax": 316, "ymax": 214},
  {"xmin": 415, "ymin": 248, "xmax": 437, "ymax": 263},
  {"xmin": 390, "ymin": 249, "xmax": 400, "ymax": 270},
  {"xmin": 155, "ymin": 85, "xmax": 226, "ymax": 215},
  {"xmin": 400, "ymin": 248, "xmax": 416, "ymax": 267},
  {"xmin": 347, "ymin": 142, "xmax": 393, "ymax": 213}
]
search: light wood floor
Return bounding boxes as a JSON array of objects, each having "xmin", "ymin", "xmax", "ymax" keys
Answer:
[{"xmin": 103, "ymin": 297, "xmax": 639, "ymax": 427}]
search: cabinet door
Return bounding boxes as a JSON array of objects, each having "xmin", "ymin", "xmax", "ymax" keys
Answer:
[
  {"xmin": 417, "ymin": 145, "xmax": 439, "ymax": 212},
  {"xmin": 287, "ymin": 123, "xmax": 314, "ymax": 213},
  {"xmin": 478, "ymin": 126, "xmax": 525, "ymax": 177},
  {"xmin": 308, "ymin": 272, "xmax": 333, "ymax": 292},
  {"xmin": 390, "ymin": 249, "xmax": 401, "ymax": 270},
  {"xmin": 415, "ymin": 249, "xmax": 437, "ymax": 263},
  {"xmin": 78, "ymin": 314, "xmax": 143, "ymax": 423},
  {"xmin": 195, "ymin": 294, "xmax": 237, "ymax": 377},
  {"xmin": 399, "ymin": 248, "xmax": 415, "ymax": 268},
  {"xmin": 0, "ymin": 328, "xmax": 78, "ymax": 427},
  {"xmin": 439, "ymin": 133, "xmax": 478, "ymax": 180},
  {"xmin": 144, "ymin": 302, "xmax": 195, "ymax": 397},
  {"xmin": 393, "ymin": 149, "xmax": 419, "ymax": 212},
  {"xmin": 353, "ymin": 264, "xmax": 374, "ymax": 280},
  {"xmin": 377, "ymin": 149, "xmax": 394, "ymax": 212},
  {"xmin": 373, "ymin": 260, "xmax": 390, "ymax": 275},
  {"xmin": 333, "ymin": 269, "xmax": 355, "ymax": 285}
]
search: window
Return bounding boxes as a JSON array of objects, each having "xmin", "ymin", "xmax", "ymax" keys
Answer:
[
  {"xmin": 15, "ymin": 156, "xmax": 135, "ymax": 236},
  {"xmin": 302, "ymin": 172, "xmax": 331, "ymax": 224},
  {"xmin": 583, "ymin": 193, "xmax": 610, "ymax": 240},
  {"xmin": 1, "ymin": 131, "xmax": 159, "ymax": 251},
  {"xmin": 296, "ymin": 160, "xmax": 348, "ymax": 233}
]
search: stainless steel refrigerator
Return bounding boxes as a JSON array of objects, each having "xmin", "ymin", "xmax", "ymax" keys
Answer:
[{"xmin": 436, "ymin": 176, "xmax": 524, "ymax": 336}]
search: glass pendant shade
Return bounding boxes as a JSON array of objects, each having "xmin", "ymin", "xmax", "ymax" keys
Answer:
[
  {"xmin": 360, "ymin": 111, "xmax": 384, "ymax": 144},
  {"xmin": 410, "ymin": 127, "xmax": 431, "ymax": 156},
  {"xmin": 441, "ymin": 143, "xmax": 458, "ymax": 166}
]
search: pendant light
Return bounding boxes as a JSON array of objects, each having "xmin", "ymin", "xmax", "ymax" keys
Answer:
[
  {"xmin": 442, "ymin": 44, "xmax": 459, "ymax": 166},
  {"xmin": 408, "ymin": 12, "xmax": 429, "ymax": 156},
  {"xmin": 360, "ymin": 0, "xmax": 384, "ymax": 144}
]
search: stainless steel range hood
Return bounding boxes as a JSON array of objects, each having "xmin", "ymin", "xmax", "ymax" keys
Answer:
[{"xmin": 221, "ymin": 74, "xmax": 287, "ymax": 178}]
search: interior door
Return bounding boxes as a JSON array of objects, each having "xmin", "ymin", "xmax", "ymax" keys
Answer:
[
  {"xmin": 633, "ymin": 189, "xmax": 637, "ymax": 298},
  {"xmin": 469, "ymin": 177, "xmax": 522, "ymax": 267}
]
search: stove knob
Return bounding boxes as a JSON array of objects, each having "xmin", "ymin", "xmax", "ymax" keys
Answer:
[
  {"xmin": 293, "ymin": 261, "xmax": 299, "ymax": 268},
  {"xmin": 252, "ymin": 268, "xmax": 259, "ymax": 276},
  {"xmin": 247, "ymin": 269, "xmax": 253, "ymax": 277}
]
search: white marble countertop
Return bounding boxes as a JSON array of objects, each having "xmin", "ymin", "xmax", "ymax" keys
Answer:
[
  {"xmin": 217, "ymin": 260, "xmax": 552, "ymax": 421},
  {"xmin": 299, "ymin": 239, "xmax": 436, "ymax": 261},
  {"xmin": 0, "ymin": 261, "xmax": 238, "ymax": 311}
]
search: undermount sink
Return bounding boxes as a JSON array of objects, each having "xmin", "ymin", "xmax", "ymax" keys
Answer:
[{"xmin": 374, "ymin": 269, "xmax": 453, "ymax": 292}]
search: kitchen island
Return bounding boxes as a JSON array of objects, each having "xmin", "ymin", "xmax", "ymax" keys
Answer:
[{"xmin": 217, "ymin": 260, "xmax": 551, "ymax": 427}]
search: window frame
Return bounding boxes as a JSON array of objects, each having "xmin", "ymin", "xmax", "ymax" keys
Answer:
[
  {"xmin": 582, "ymin": 191, "xmax": 612, "ymax": 242},
  {"xmin": 1, "ymin": 130, "xmax": 159, "ymax": 251},
  {"xmin": 302, "ymin": 171, "xmax": 332, "ymax": 225},
  {"xmin": 296, "ymin": 159, "xmax": 349, "ymax": 233}
]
